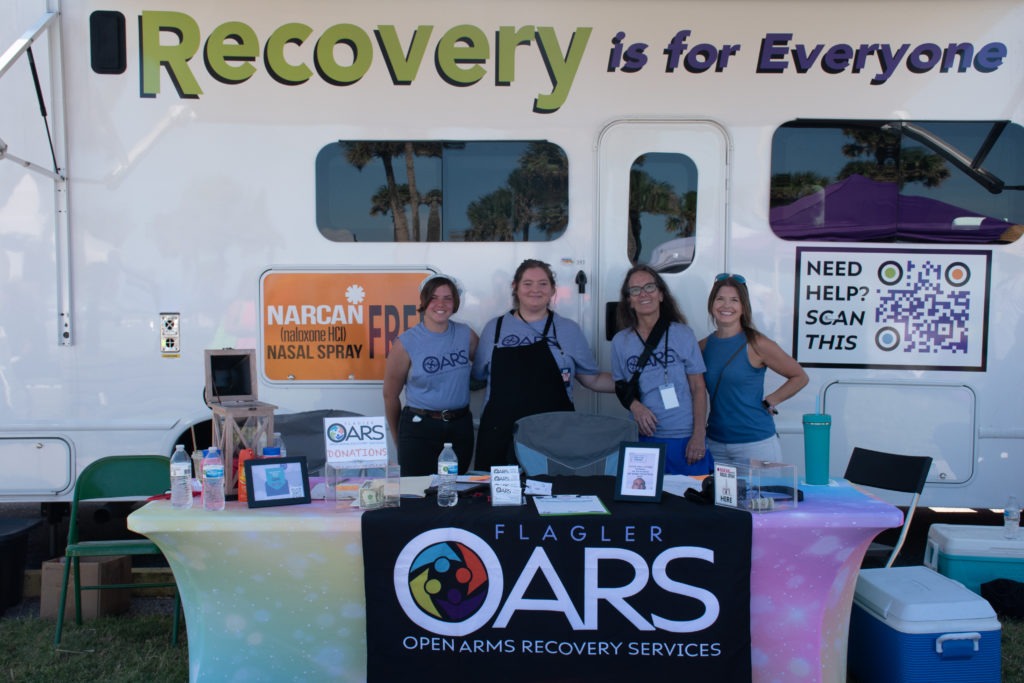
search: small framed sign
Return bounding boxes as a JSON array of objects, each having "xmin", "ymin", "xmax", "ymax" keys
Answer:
[
  {"xmin": 244, "ymin": 457, "xmax": 311, "ymax": 508},
  {"xmin": 615, "ymin": 442, "xmax": 666, "ymax": 502}
]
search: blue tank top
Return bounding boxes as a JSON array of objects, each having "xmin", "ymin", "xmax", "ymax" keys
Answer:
[
  {"xmin": 703, "ymin": 332, "xmax": 776, "ymax": 444},
  {"xmin": 399, "ymin": 322, "xmax": 472, "ymax": 411}
]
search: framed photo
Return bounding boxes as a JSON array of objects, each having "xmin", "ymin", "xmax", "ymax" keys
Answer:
[
  {"xmin": 615, "ymin": 442, "xmax": 666, "ymax": 502},
  {"xmin": 244, "ymin": 457, "xmax": 311, "ymax": 508}
]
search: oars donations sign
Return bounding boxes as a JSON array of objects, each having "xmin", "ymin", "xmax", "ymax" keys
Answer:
[{"xmin": 261, "ymin": 270, "xmax": 430, "ymax": 381}]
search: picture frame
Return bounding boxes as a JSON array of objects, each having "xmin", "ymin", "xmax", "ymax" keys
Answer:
[
  {"xmin": 614, "ymin": 442, "xmax": 666, "ymax": 502},
  {"xmin": 244, "ymin": 457, "xmax": 311, "ymax": 508}
]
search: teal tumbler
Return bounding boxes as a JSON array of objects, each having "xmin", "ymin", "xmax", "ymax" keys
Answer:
[{"xmin": 802, "ymin": 413, "xmax": 832, "ymax": 485}]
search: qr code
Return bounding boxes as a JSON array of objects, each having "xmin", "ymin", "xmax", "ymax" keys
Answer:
[{"xmin": 874, "ymin": 260, "xmax": 971, "ymax": 354}]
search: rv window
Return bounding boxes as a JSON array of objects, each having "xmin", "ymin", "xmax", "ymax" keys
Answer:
[
  {"xmin": 629, "ymin": 153, "xmax": 698, "ymax": 272},
  {"xmin": 315, "ymin": 140, "xmax": 568, "ymax": 242},
  {"xmin": 770, "ymin": 120, "xmax": 1024, "ymax": 244}
]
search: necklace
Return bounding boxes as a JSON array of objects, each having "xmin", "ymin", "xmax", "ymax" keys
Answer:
[{"xmin": 515, "ymin": 308, "xmax": 547, "ymax": 324}]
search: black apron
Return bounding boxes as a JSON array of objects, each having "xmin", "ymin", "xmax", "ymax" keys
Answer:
[{"xmin": 475, "ymin": 311, "xmax": 574, "ymax": 469}]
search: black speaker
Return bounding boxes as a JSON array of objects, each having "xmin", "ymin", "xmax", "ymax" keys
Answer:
[{"xmin": 90, "ymin": 11, "xmax": 126, "ymax": 75}]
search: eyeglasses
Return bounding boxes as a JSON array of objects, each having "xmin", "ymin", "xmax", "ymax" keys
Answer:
[
  {"xmin": 715, "ymin": 273, "xmax": 746, "ymax": 284},
  {"xmin": 627, "ymin": 282, "xmax": 659, "ymax": 297}
]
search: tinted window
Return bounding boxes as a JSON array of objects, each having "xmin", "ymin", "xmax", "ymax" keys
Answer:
[
  {"xmin": 628, "ymin": 153, "xmax": 698, "ymax": 272},
  {"xmin": 770, "ymin": 120, "xmax": 1023, "ymax": 244},
  {"xmin": 315, "ymin": 141, "xmax": 568, "ymax": 242}
]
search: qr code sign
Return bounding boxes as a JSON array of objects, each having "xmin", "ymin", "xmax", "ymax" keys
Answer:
[
  {"xmin": 874, "ymin": 260, "xmax": 972, "ymax": 354},
  {"xmin": 795, "ymin": 248, "xmax": 989, "ymax": 370}
]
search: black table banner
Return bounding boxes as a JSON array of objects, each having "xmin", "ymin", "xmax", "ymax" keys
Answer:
[{"xmin": 361, "ymin": 476, "xmax": 752, "ymax": 683}]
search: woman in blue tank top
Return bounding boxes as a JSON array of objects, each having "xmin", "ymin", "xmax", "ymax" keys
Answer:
[
  {"xmin": 383, "ymin": 275, "xmax": 478, "ymax": 476},
  {"xmin": 700, "ymin": 274, "xmax": 808, "ymax": 462}
]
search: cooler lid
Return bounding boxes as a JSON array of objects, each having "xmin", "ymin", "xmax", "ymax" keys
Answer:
[
  {"xmin": 928, "ymin": 523, "xmax": 1024, "ymax": 559},
  {"xmin": 855, "ymin": 566, "xmax": 998, "ymax": 626}
]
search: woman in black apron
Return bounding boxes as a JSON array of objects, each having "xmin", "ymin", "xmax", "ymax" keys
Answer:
[{"xmin": 473, "ymin": 260, "xmax": 612, "ymax": 469}]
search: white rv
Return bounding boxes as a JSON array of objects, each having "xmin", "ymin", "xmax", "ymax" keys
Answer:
[{"xmin": 1, "ymin": 0, "xmax": 1021, "ymax": 508}]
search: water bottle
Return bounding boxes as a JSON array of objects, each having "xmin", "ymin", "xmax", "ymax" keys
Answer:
[
  {"xmin": 202, "ymin": 446, "xmax": 226, "ymax": 511},
  {"xmin": 1004, "ymin": 495, "xmax": 1020, "ymax": 539},
  {"xmin": 274, "ymin": 431, "xmax": 287, "ymax": 458},
  {"xmin": 436, "ymin": 442, "xmax": 458, "ymax": 508},
  {"xmin": 169, "ymin": 444, "xmax": 193, "ymax": 509}
]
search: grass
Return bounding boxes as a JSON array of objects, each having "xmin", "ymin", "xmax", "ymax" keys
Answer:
[
  {"xmin": 0, "ymin": 612, "xmax": 188, "ymax": 683},
  {"xmin": 0, "ymin": 611, "xmax": 1022, "ymax": 682},
  {"xmin": 1004, "ymin": 619, "xmax": 1024, "ymax": 683}
]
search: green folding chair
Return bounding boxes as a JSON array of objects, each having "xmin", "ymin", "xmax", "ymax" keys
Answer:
[{"xmin": 53, "ymin": 455, "xmax": 182, "ymax": 646}]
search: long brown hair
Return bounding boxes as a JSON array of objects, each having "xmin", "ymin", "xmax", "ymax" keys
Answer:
[
  {"xmin": 707, "ymin": 275, "xmax": 760, "ymax": 345},
  {"xmin": 616, "ymin": 265, "xmax": 686, "ymax": 331}
]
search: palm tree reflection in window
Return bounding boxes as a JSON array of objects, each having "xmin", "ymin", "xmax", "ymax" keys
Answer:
[
  {"xmin": 762, "ymin": 122, "xmax": 1024, "ymax": 243},
  {"xmin": 464, "ymin": 142, "xmax": 568, "ymax": 242},
  {"xmin": 628, "ymin": 154, "xmax": 697, "ymax": 266},
  {"xmin": 344, "ymin": 142, "xmax": 443, "ymax": 242},
  {"xmin": 334, "ymin": 140, "xmax": 567, "ymax": 243}
]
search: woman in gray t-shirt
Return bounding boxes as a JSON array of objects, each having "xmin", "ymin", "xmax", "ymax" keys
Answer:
[{"xmin": 383, "ymin": 275, "xmax": 478, "ymax": 475}]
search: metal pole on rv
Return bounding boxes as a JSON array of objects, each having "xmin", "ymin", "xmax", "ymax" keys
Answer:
[
  {"xmin": 0, "ymin": 11, "xmax": 57, "ymax": 79},
  {"xmin": 0, "ymin": 137, "xmax": 63, "ymax": 181},
  {"xmin": 0, "ymin": 6, "xmax": 73, "ymax": 345},
  {"xmin": 0, "ymin": 11, "xmax": 62, "ymax": 182}
]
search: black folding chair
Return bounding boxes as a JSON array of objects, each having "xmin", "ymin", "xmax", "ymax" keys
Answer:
[{"xmin": 844, "ymin": 447, "xmax": 933, "ymax": 568}]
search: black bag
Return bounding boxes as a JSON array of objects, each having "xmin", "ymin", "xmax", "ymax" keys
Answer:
[
  {"xmin": 614, "ymin": 317, "xmax": 668, "ymax": 410},
  {"xmin": 614, "ymin": 378, "xmax": 639, "ymax": 410}
]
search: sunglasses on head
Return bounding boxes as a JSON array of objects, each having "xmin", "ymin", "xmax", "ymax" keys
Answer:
[{"xmin": 715, "ymin": 273, "xmax": 746, "ymax": 284}]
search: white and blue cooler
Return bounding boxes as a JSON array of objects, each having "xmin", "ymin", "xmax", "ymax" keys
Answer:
[
  {"xmin": 849, "ymin": 566, "xmax": 1001, "ymax": 683},
  {"xmin": 924, "ymin": 523, "xmax": 1024, "ymax": 595}
]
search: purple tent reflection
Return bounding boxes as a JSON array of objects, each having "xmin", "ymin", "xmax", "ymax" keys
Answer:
[{"xmin": 770, "ymin": 174, "xmax": 1017, "ymax": 243}]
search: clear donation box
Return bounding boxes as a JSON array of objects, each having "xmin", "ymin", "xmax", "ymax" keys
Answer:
[{"xmin": 713, "ymin": 457, "xmax": 798, "ymax": 513}]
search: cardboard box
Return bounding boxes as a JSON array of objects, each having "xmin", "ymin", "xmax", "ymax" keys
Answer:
[
  {"xmin": 40, "ymin": 555, "xmax": 132, "ymax": 620},
  {"xmin": 924, "ymin": 523, "xmax": 1024, "ymax": 594},
  {"xmin": 849, "ymin": 566, "xmax": 1001, "ymax": 683}
]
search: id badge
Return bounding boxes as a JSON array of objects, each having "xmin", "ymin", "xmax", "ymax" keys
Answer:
[
  {"xmin": 561, "ymin": 367, "xmax": 571, "ymax": 387},
  {"xmin": 659, "ymin": 383, "xmax": 679, "ymax": 409}
]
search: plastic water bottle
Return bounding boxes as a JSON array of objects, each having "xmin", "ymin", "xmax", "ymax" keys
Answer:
[
  {"xmin": 274, "ymin": 432, "xmax": 287, "ymax": 458},
  {"xmin": 169, "ymin": 444, "xmax": 193, "ymax": 509},
  {"xmin": 437, "ymin": 442, "xmax": 458, "ymax": 508},
  {"xmin": 1004, "ymin": 495, "xmax": 1020, "ymax": 539},
  {"xmin": 202, "ymin": 446, "xmax": 226, "ymax": 511}
]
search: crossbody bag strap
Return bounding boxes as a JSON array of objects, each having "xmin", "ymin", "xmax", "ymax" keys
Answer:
[
  {"xmin": 629, "ymin": 317, "xmax": 669, "ymax": 386},
  {"xmin": 709, "ymin": 341, "xmax": 746, "ymax": 407}
]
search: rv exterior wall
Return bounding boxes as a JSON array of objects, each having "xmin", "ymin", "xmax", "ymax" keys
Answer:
[{"xmin": 0, "ymin": 0, "xmax": 1021, "ymax": 506}]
